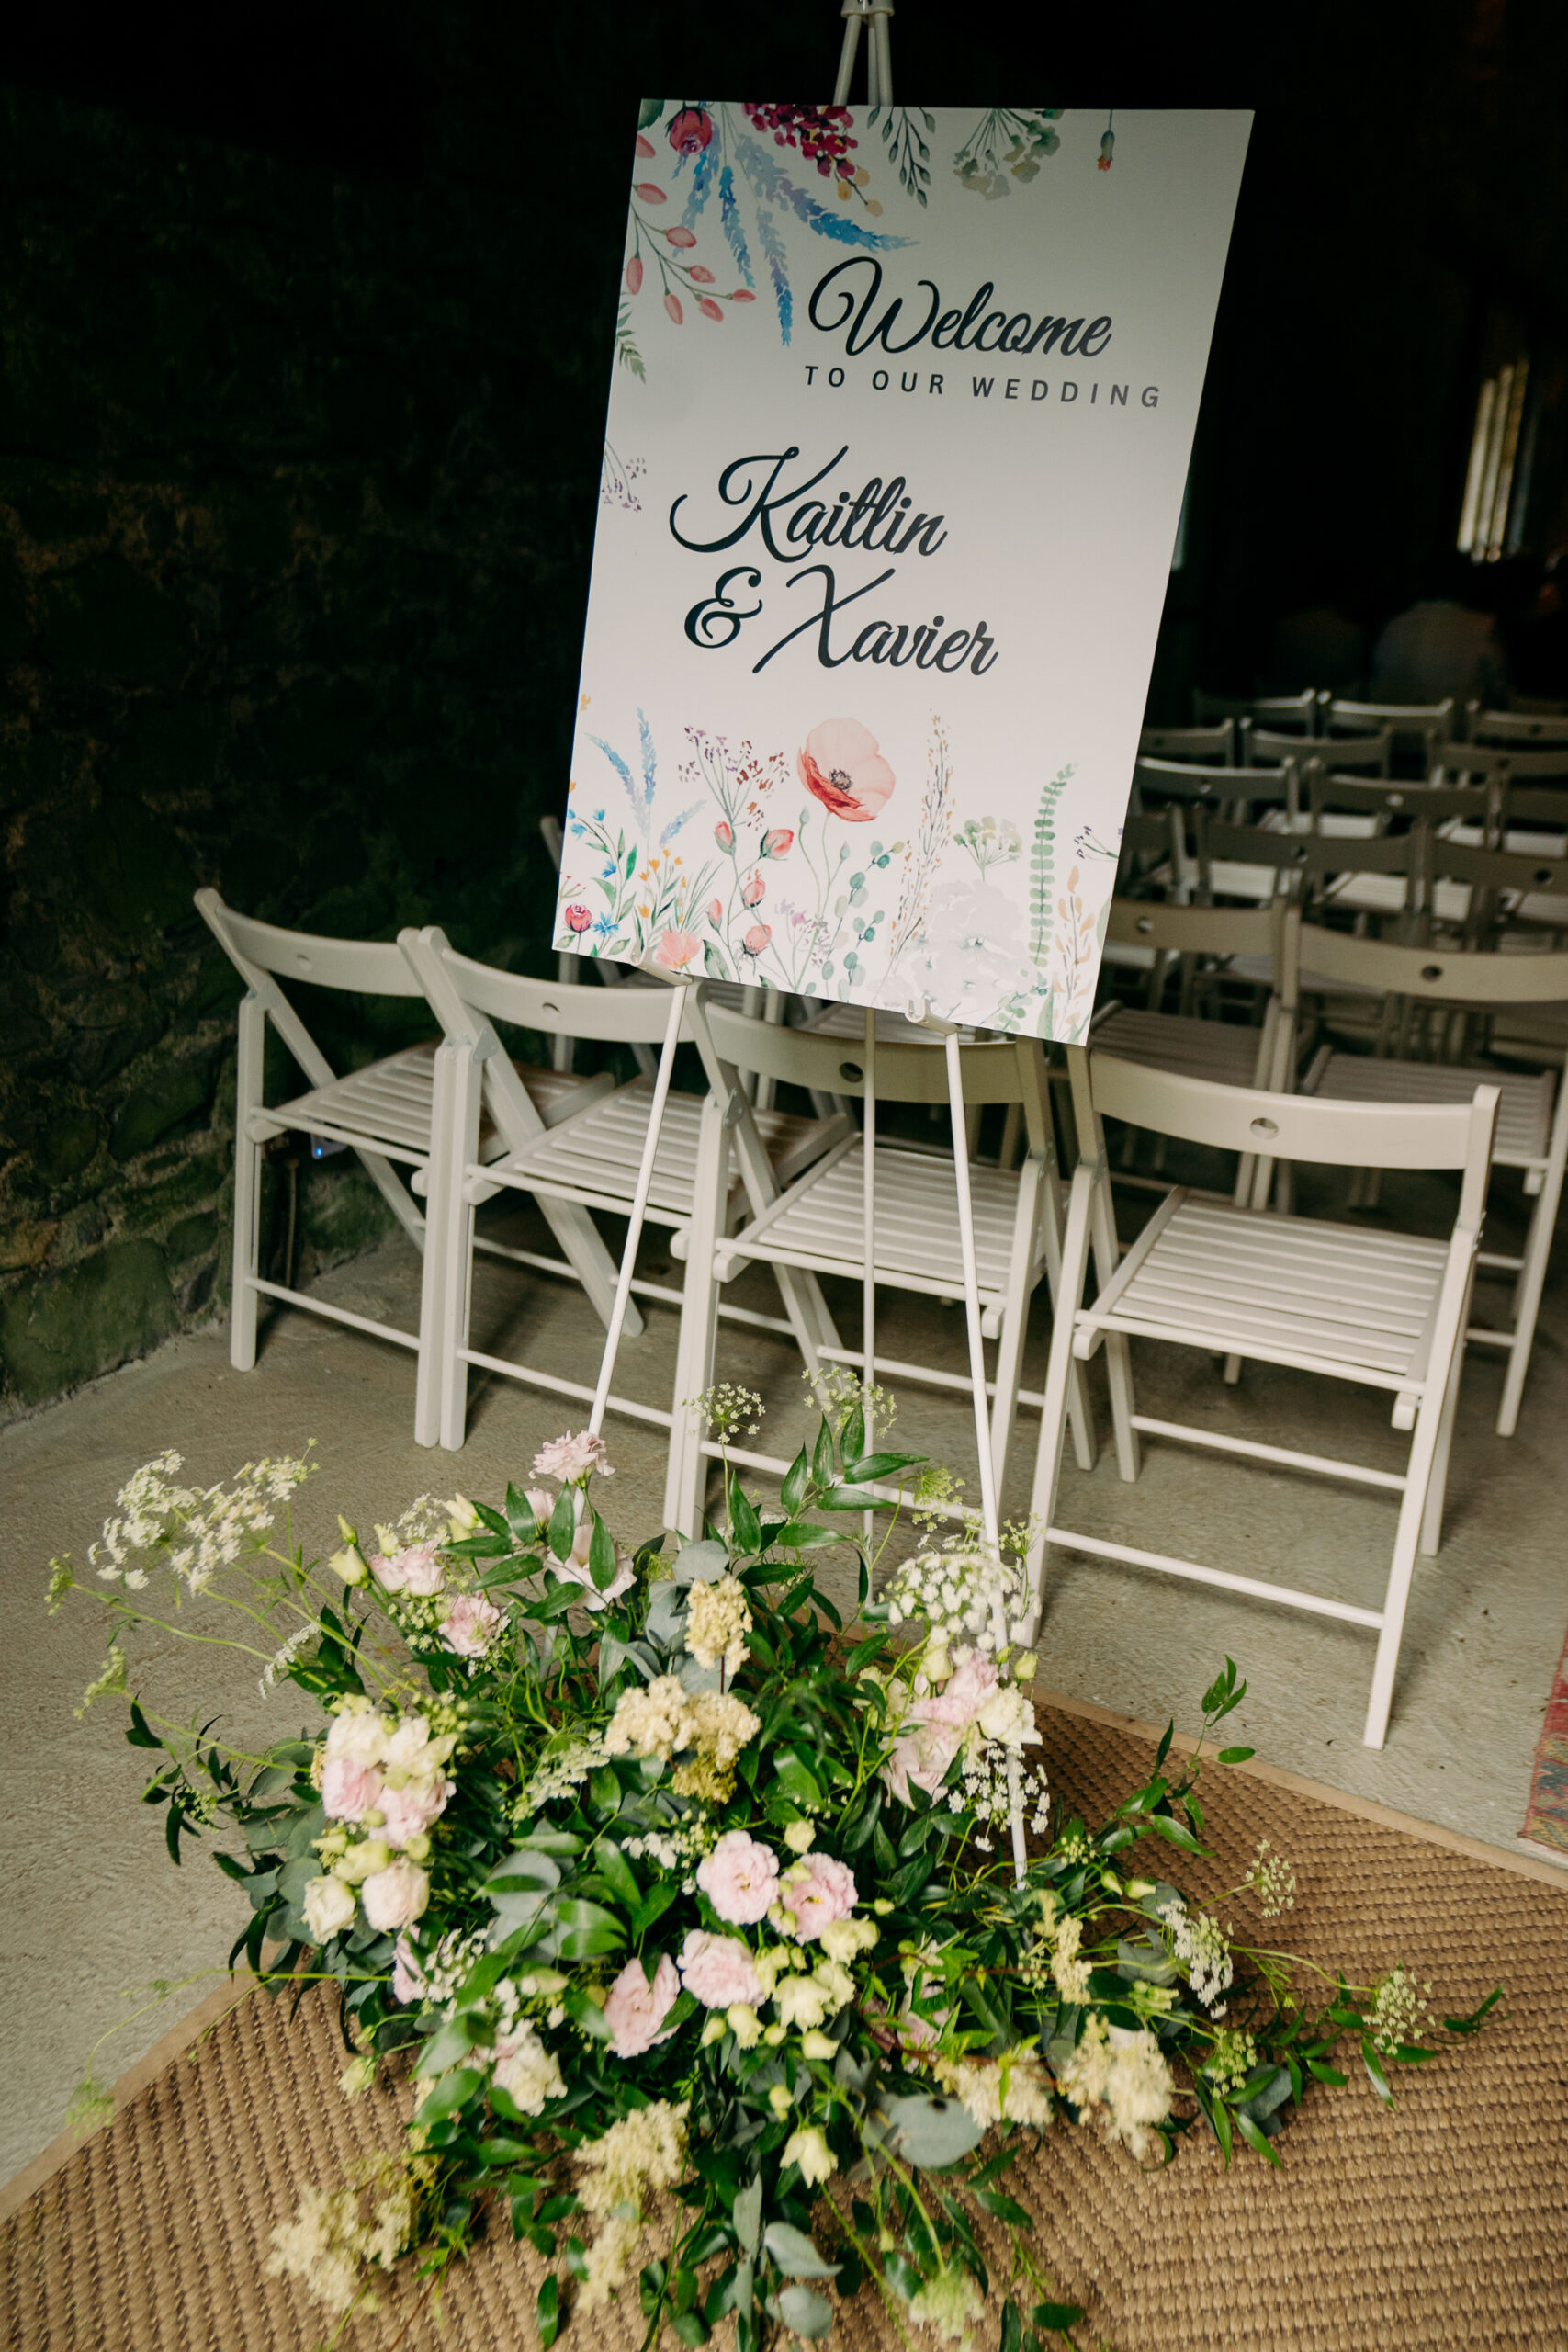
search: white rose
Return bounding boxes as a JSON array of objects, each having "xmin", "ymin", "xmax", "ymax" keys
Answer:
[
  {"xmin": 302, "ymin": 1874, "xmax": 357, "ymax": 1940},
  {"xmin": 323, "ymin": 1706, "xmax": 389, "ymax": 1769},
  {"xmin": 976, "ymin": 1688, "xmax": 1038, "ymax": 1749},
  {"xmin": 361, "ymin": 1857, "xmax": 431, "ymax": 1933}
]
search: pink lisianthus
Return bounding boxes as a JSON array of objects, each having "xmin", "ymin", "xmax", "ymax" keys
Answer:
[
  {"xmin": 321, "ymin": 1756, "xmax": 383, "ymax": 1823},
  {"xmin": 440, "ymin": 1590, "xmax": 503, "ymax": 1658},
  {"xmin": 552, "ymin": 1515, "xmax": 637, "ymax": 1610},
  {"xmin": 654, "ymin": 924, "xmax": 699, "ymax": 967},
  {"xmin": 372, "ymin": 1544, "xmax": 445, "ymax": 1597},
  {"xmin": 882, "ymin": 1716, "xmax": 963, "ymax": 1806},
  {"xmin": 361, "ymin": 1856, "xmax": 430, "ymax": 1933},
  {"xmin": 391, "ymin": 1933, "xmax": 428, "ymax": 2004},
  {"xmin": 919, "ymin": 1649, "xmax": 999, "ymax": 1729},
  {"xmin": 532, "ymin": 1430, "xmax": 613, "ymax": 1485},
  {"xmin": 797, "ymin": 718, "xmax": 896, "ymax": 823},
  {"xmin": 378, "ymin": 1774, "xmax": 453, "ymax": 1849},
  {"xmin": 524, "ymin": 1487, "xmax": 554, "ymax": 1532},
  {"xmin": 696, "ymin": 1830, "xmax": 780, "ymax": 1924},
  {"xmin": 679, "ymin": 1929, "xmax": 764, "ymax": 2009},
  {"xmin": 604, "ymin": 1953, "xmax": 681, "ymax": 2056},
  {"xmin": 781, "ymin": 1852, "xmax": 857, "ymax": 1941}
]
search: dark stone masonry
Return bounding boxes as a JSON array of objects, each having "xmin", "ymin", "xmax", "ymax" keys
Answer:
[{"xmin": 0, "ymin": 74, "xmax": 619, "ymax": 1414}]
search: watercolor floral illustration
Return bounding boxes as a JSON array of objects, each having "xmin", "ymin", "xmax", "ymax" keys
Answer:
[{"xmin": 557, "ymin": 712, "xmax": 1098, "ymax": 1038}]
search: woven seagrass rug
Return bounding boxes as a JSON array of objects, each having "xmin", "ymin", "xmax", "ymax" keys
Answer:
[
  {"xmin": 1521, "ymin": 1620, "xmax": 1568, "ymax": 1858},
  {"xmin": 4, "ymin": 1700, "xmax": 1564, "ymax": 2352}
]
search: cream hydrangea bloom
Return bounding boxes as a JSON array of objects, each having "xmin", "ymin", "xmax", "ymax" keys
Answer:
[{"xmin": 684, "ymin": 1575, "xmax": 752, "ymax": 1675}]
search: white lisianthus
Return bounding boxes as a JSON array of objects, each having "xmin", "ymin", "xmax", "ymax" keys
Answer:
[
  {"xmin": 302, "ymin": 1874, "xmax": 357, "ymax": 1941},
  {"xmin": 976, "ymin": 1685, "xmax": 1039, "ymax": 1749},
  {"xmin": 323, "ymin": 1702, "xmax": 389, "ymax": 1770},
  {"xmin": 812, "ymin": 1958, "xmax": 856, "ymax": 2010},
  {"xmin": 783, "ymin": 2125, "xmax": 838, "ymax": 2187},
  {"xmin": 775, "ymin": 1973, "xmax": 833, "ymax": 2031},
  {"xmin": 329, "ymin": 1544, "xmax": 369, "ymax": 1587},
  {"xmin": 727, "ymin": 2003, "xmax": 763, "ymax": 2048},
  {"xmin": 818, "ymin": 1915, "xmax": 878, "ymax": 1965},
  {"xmin": 445, "ymin": 1494, "xmax": 480, "ymax": 1537},
  {"xmin": 491, "ymin": 2021, "xmax": 565, "ymax": 2115},
  {"xmin": 783, "ymin": 1817, "xmax": 816, "ymax": 1855},
  {"xmin": 799, "ymin": 2030, "xmax": 838, "ymax": 2061}
]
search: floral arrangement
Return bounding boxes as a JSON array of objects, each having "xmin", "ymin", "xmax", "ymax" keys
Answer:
[{"xmin": 50, "ymin": 1395, "xmax": 1499, "ymax": 2348}]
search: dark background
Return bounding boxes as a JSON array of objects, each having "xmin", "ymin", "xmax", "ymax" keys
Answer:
[{"xmin": 3, "ymin": 0, "xmax": 1566, "ymax": 1412}]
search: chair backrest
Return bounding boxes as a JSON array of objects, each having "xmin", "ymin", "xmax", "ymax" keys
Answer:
[
  {"xmin": 1325, "ymin": 695, "xmax": 1454, "ymax": 739},
  {"xmin": 1433, "ymin": 742, "xmax": 1568, "ymax": 784},
  {"xmin": 1139, "ymin": 720, "xmax": 1235, "ymax": 765},
  {"xmin": 1297, "ymin": 923, "xmax": 1568, "ymax": 1008},
  {"xmin": 197, "ymin": 888, "xmax": 424, "ymax": 1001},
  {"xmin": 1303, "ymin": 769, "xmax": 1494, "ymax": 825},
  {"xmin": 401, "ymin": 926, "xmax": 690, "ymax": 1049},
  {"xmin": 1201, "ymin": 816, "xmax": 1429, "ymax": 883},
  {"xmin": 1086, "ymin": 1054, "xmax": 1497, "ymax": 1225},
  {"xmin": 1105, "ymin": 893, "xmax": 1292, "ymax": 968},
  {"xmin": 1134, "ymin": 756, "xmax": 1294, "ymax": 809},
  {"xmin": 1425, "ymin": 838, "xmax": 1568, "ymax": 896},
  {"xmin": 1192, "ymin": 688, "xmax": 1318, "ymax": 733},
  {"xmin": 703, "ymin": 997, "xmax": 1047, "ymax": 1115},
  {"xmin": 1246, "ymin": 722, "xmax": 1389, "ymax": 775},
  {"xmin": 1464, "ymin": 705, "xmax": 1568, "ymax": 746},
  {"xmin": 1492, "ymin": 786, "xmax": 1568, "ymax": 830}
]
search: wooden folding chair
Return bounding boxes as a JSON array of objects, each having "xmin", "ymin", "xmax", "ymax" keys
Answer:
[
  {"xmin": 400, "ymin": 929, "xmax": 848, "ymax": 1449},
  {"xmin": 1022, "ymin": 1050, "xmax": 1498, "ymax": 1748},
  {"xmin": 196, "ymin": 888, "xmax": 617, "ymax": 1425},
  {"xmin": 666, "ymin": 1002, "xmax": 1095, "ymax": 1535},
  {"xmin": 1299, "ymin": 927, "xmax": 1568, "ymax": 1436}
]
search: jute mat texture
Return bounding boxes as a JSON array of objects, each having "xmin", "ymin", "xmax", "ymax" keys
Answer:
[{"xmin": 4, "ymin": 1700, "xmax": 1564, "ymax": 2352}]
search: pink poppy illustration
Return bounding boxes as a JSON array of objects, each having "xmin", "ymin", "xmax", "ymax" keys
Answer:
[
  {"xmin": 669, "ymin": 107, "xmax": 715, "ymax": 157},
  {"xmin": 797, "ymin": 719, "xmax": 896, "ymax": 823},
  {"xmin": 563, "ymin": 904, "xmax": 592, "ymax": 933},
  {"xmin": 655, "ymin": 928, "xmax": 701, "ymax": 970}
]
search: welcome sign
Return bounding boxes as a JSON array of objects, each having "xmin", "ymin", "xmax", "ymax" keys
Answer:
[{"xmin": 555, "ymin": 105, "xmax": 1251, "ymax": 1036}]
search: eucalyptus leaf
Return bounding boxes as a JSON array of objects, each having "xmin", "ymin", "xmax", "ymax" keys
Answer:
[
  {"xmin": 674, "ymin": 1538, "xmax": 732, "ymax": 1585},
  {"xmin": 732, "ymin": 2178, "xmax": 762, "ymax": 2256},
  {"xmin": 763, "ymin": 2223, "xmax": 840, "ymax": 2280},
  {"xmin": 773, "ymin": 2287, "xmax": 834, "ymax": 2338},
  {"xmin": 874, "ymin": 2093, "xmax": 983, "ymax": 2168}
]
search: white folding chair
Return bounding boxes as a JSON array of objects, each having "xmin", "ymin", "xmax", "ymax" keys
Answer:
[
  {"xmin": 400, "ymin": 929, "xmax": 849, "ymax": 1449},
  {"xmin": 1193, "ymin": 688, "xmax": 1320, "ymax": 735},
  {"xmin": 666, "ymin": 1002, "xmax": 1095, "ymax": 1535},
  {"xmin": 1244, "ymin": 722, "xmax": 1391, "ymax": 777},
  {"xmin": 196, "ymin": 889, "xmax": 617, "ymax": 1426},
  {"xmin": 1464, "ymin": 706, "xmax": 1568, "ymax": 748},
  {"xmin": 1138, "ymin": 720, "xmax": 1236, "ymax": 765},
  {"xmin": 1022, "ymin": 1050, "xmax": 1498, "ymax": 1748},
  {"xmin": 1299, "ymin": 926, "xmax": 1568, "ymax": 1435}
]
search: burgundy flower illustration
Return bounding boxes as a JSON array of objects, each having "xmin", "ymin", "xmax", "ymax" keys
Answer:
[
  {"xmin": 669, "ymin": 107, "xmax": 715, "ymax": 157},
  {"xmin": 797, "ymin": 718, "xmax": 896, "ymax": 823}
]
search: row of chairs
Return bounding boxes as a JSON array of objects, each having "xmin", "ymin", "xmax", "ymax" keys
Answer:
[
  {"xmin": 200, "ymin": 873, "xmax": 1560, "ymax": 1750},
  {"xmin": 1183, "ymin": 690, "xmax": 1568, "ymax": 747}
]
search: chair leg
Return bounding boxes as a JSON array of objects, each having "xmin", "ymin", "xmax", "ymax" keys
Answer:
[
  {"xmin": 1034, "ymin": 1150, "xmax": 1096, "ymax": 1472},
  {"xmin": 1021, "ymin": 1163, "xmax": 1097, "ymax": 1640},
  {"xmin": 987, "ymin": 1159, "xmax": 1039, "ymax": 1495},
  {"xmin": 1418, "ymin": 1330, "xmax": 1466, "ymax": 1557},
  {"xmin": 668, "ymin": 1093, "xmax": 731, "ymax": 1535},
  {"xmin": 1089, "ymin": 1171, "xmax": 1140, "ymax": 1481},
  {"xmin": 231, "ymin": 994, "xmax": 265, "ymax": 1372},
  {"xmin": 415, "ymin": 1041, "xmax": 467, "ymax": 1449},
  {"xmin": 1497, "ymin": 1157, "xmax": 1562, "ymax": 1437},
  {"xmin": 1364, "ymin": 1323, "xmax": 1467, "ymax": 1749}
]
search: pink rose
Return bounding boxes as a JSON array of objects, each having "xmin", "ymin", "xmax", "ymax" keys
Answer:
[
  {"xmin": 361, "ymin": 1856, "xmax": 430, "ymax": 1933},
  {"xmin": 741, "ymin": 923, "xmax": 771, "ymax": 957},
  {"xmin": 373, "ymin": 1544, "xmax": 445, "ymax": 1597},
  {"xmin": 378, "ymin": 1774, "xmax": 453, "ymax": 1848},
  {"xmin": 532, "ymin": 1430, "xmax": 612, "ymax": 1484},
  {"xmin": 782, "ymin": 1853, "xmax": 857, "ymax": 1941},
  {"xmin": 679, "ymin": 1929, "xmax": 764, "ymax": 2008},
  {"xmin": 391, "ymin": 1933, "xmax": 427, "ymax": 2004},
  {"xmin": 882, "ymin": 1717, "xmax": 963, "ymax": 1806},
  {"xmin": 441, "ymin": 1591, "xmax": 503, "ymax": 1657},
  {"xmin": 920, "ymin": 1649, "xmax": 999, "ymax": 1729},
  {"xmin": 798, "ymin": 718, "xmax": 896, "ymax": 823},
  {"xmin": 564, "ymin": 903, "xmax": 592, "ymax": 933},
  {"xmin": 321, "ymin": 1756, "xmax": 382, "ymax": 1823},
  {"xmin": 696, "ymin": 1830, "xmax": 780, "ymax": 1925},
  {"xmin": 604, "ymin": 1953, "xmax": 680, "ymax": 2057},
  {"xmin": 668, "ymin": 107, "xmax": 714, "ymax": 156}
]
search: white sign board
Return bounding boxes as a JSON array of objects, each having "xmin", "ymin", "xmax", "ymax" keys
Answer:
[{"xmin": 554, "ymin": 105, "xmax": 1251, "ymax": 1036}]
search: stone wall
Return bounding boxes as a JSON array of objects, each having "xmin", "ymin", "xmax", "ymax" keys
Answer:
[{"xmin": 0, "ymin": 76, "xmax": 616, "ymax": 1415}]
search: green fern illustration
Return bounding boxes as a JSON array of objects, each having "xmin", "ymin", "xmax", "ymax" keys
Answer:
[{"xmin": 1028, "ymin": 763, "xmax": 1075, "ymax": 962}]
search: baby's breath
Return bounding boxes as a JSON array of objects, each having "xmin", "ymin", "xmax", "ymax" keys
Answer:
[
  {"xmin": 1369, "ymin": 1965, "xmax": 1431, "ymax": 2055},
  {"xmin": 688, "ymin": 1384, "xmax": 764, "ymax": 1442},
  {"xmin": 1244, "ymin": 1838, "xmax": 1297, "ymax": 1919}
]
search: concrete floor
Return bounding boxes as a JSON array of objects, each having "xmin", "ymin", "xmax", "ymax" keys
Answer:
[{"xmin": 6, "ymin": 1158, "xmax": 1566, "ymax": 2185}]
